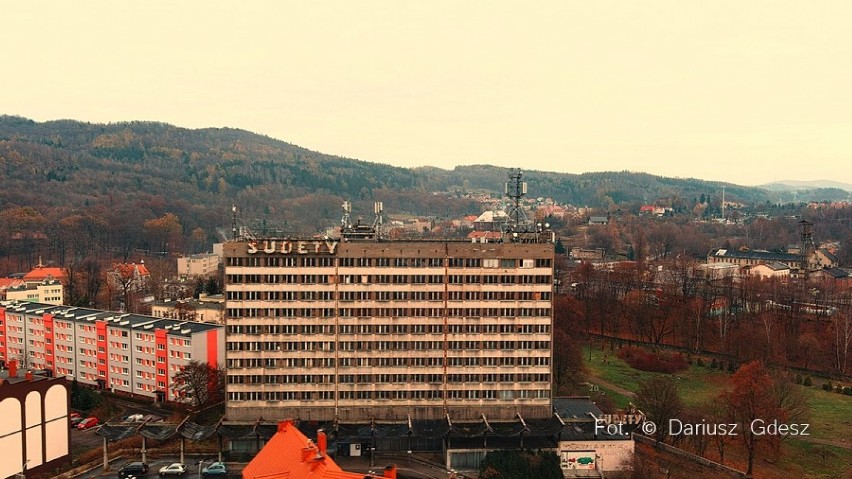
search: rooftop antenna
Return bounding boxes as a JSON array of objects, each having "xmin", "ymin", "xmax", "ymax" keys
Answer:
[
  {"xmin": 341, "ymin": 201, "xmax": 353, "ymax": 231},
  {"xmin": 372, "ymin": 201, "xmax": 384, "ymax": 240},
  {"xmin": 504, "ymin": 169, "xmax": 530, "ymax": 232},
  {"xmin": 231, "ymin": 205, "xmax": 238, "ymax": 240}
]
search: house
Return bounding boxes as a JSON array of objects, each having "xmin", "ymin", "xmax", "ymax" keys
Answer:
[
  {"xmin": 22, "ymin": 262, "xmax": 69, "ymax": 286},
  {"xmin": 0, "ymin": 278, "xmax": 25, "ymax": 300},
  {"xmin": 811, "ymin": 267, "xmax": 851, "ymax": 286},
  {"xmin": 747, "ymin": 261, "xmax": 791, "ymax": 280},
  {"xmin": 588, "ymin": 216, "xmax": 609, "ymax": 226},
  {"xmin": 4, "ymin": 278, "xmax": 64, "ymax": 305},
  {"xmin": 110, "ymin": 261, "xmax": 151, "ymax": 292},
  {"xmin": 242, "ymin": 420, "xmax": 396, "ymax": 479},
  {"xmin": 473, "ymin": 210, "xmax": 509, "ymax": 231}
]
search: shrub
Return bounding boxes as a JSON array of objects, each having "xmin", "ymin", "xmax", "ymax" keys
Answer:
[
  {"xmin": 803, "ymin": 376, "xmax": 812, "ymax": 386},
  {"xmin": 710, "ymin": 358, "xmax": 718, "ymax": 369},
  {"xmin": 794, "ymin": 374, "xmax": 803, "ymax": 385},
  {"xmin": 616, "ymin": 346, "xmax": 689, "ymax": 374},
  {"xmin": 696, "ymin": 358, "xmax": 705, "ymax": 367},
  {"xmin": 727, "ymin": 362, "xmax": 736, "ymax": 373},
  {"xmin": 836, "ymin": 384, "xmax": 844, "ymax": 394},
  {"xmin": 843, "ymin": 387, "xmax": 852, "ymax": 396},
  {"xmin": 823, "ymin": 382, "xmax": 833, "ymax": 392}
]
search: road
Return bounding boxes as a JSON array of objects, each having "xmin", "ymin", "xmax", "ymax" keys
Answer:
[{"xmin": 75, "ymin": 456, "xmax": 245, "ymax": 479}]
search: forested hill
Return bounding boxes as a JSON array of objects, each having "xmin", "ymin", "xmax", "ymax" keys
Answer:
[{"xmin": 0, "ymin": 115, "xmax": 830, "ymax": 244}]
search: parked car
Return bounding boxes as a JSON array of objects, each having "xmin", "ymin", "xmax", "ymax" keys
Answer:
[
  {"xmin": 118, "ymin": 461, "xmax": 149, "ymax": 479},
  {"xmin": 201, "ymin": 462, "xmax": 227, "ymax": 476},
  {"xmin": 76, "ymin": 417, "xmax": 99, "ymax": 430},
  {"xmin": 125, "ymin": 413, "xmax": 144, "ymax": 422},
  {"xmin": 70, "ymin": 412, "xmax": 84, "ymax": 427},
  {"xmin": 158, "ymin": 463, "xmax": 187, "ymax": 476}
]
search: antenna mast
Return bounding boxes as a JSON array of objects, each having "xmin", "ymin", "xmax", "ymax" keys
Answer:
[
  {"xmin": 799, "ymin": 219, "xmax": 816, "ymax": 280},
  {"xmin": 231, "ymin": 205, "xmax": 238, "ymax": 240},
  {"xmin": 372, "ymin": 201, "xmax": 384, "ymax": 240},
  {"xmin": 504, "ymin": 169, "xmax": 530, "ymax": 232}
]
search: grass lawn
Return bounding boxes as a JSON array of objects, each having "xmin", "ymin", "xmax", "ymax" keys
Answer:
[
  {"xmin": 583, "ymin": 343, "xmax": 731, "ymax": 408},
  {"xmin": 583, "ymin": 342, "xmax": 852, "ymax": 478}
]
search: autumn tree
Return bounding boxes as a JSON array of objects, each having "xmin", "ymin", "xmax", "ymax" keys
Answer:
[
  {"xmin": 635, "ymin": 377, "xmax": 684, "ymax": 444},
  {"xmin": 719, "ymin": 361, "xmax": 779, "ymax": 476},
  {"xmin": 171, "ymin": 361, "xmax": 225, "ymax": 408},
  {"xmin": 143, "ymin": 212, "xmax": 183, "ymax": 255}
]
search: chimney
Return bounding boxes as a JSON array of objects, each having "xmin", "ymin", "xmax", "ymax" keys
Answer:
[
  {"xmin": 317, "ymin": 430, "xmax": 328, "ymax": 457},
  {"xmin": 302, "ymin": 444, "xmax": 317, "ymax": 463},
  {"xmin": 9, "ymin": 360, "xmax": 17, "ymax": 378},
  {"xmin": 25, "ymin": 371, "xmax": 34, "ymax": 382},
  {"xmin": 383, "ymin": 465, "xmax": 398, "ymax": 479}
]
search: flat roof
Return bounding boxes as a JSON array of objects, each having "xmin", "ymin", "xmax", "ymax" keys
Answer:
[{"xmin": 0, "ymin": 300, "xmax": 222, "ymax": 336}]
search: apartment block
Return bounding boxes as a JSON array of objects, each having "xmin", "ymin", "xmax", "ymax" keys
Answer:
[
  {"xmin": 0, "ymin": 300, "xmax": 224, "ymax": 402},
  {"xmin": 224, "ymin": 238, "xmax": 554, "ymax": 422}
]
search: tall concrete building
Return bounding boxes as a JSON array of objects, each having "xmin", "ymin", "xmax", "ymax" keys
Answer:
[{"xmin": 224, "ymin": 236, "xmax": 555, "ymax": 422}]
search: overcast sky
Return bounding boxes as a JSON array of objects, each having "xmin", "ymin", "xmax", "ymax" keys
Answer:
[{"xmin": 4, "ymin": 2, "xmax": 852, "ymax": 186}]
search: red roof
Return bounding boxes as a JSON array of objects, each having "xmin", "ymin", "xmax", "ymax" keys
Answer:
[
  {"xmin": 0, "ymin": 278, "xmax": 24, "ymax": 290},
  {"xmin": 113, "ymin": 263, "xmax": 151, "ymax": 277},
  {"xmin": 243, "ymin": 421, "xmax": 395, "ymax": 479},
  {"xmin": 22, "ymin": 266, "xmax": 69, "ymax": 284}
]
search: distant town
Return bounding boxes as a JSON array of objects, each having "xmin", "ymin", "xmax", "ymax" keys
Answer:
[{"xmin": 1, "ymin": 167, "xmax": 850, "ymax": 479}]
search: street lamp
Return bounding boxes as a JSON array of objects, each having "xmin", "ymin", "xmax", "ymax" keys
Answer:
[{"xmin": 197, "ymin": 459, "xmax": 209, "ymax": 479}]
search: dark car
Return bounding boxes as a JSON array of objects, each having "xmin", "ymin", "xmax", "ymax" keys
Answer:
[{"xmin": 118, "ymin": 461, "xmax": 149, "ymax": 479}]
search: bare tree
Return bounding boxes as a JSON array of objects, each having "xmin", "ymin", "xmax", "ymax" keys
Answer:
[
  {"xmin": 171, "ymin": 361, "xmax": 225, "ymax": 408},
  {"xmin": 635, "ymin": 377, "xmax": 684, "ymax": 444}
]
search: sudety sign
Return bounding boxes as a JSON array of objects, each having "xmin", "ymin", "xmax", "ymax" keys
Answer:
[{"xmin": 246, "ymin": 240, "xmax": 339, "ymax": 255}]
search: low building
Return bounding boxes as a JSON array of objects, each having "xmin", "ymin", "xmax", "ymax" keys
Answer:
[
  {"xmin": 0, "ymin": 300, "xmax": 224, "ymax": 403},
  {"xmin": 242, "ymin": 420, "xmax": 396, "ymax": 479},
  {"xmin": 695, "ymin": 262, "xmax": 740, "ymax": 281},
  {"xmin": 150, "ymin": 294, "xmax": 224, "ymax": 324},
  {"xmin": 570, "ymin": 248, "xmax": 606, "ymax": 262},
  {"xmin": 588, "ymin": 216, "xmax": 608, "ymax": 226},
  {"xmin": 178, "ymin": 252, "xmax": 221, "ymax": 279},
  {"xmin": 0, "ymin": 364, "xmax": 71, "ymax": 479},
  {"xmin": 5, "ymin": 279, "xmax": 64, "ymax": 305},
  {"xmin": 553, "ymin": 397, "xmax": 638, "ymax": 476},
  {"xmin": 747, "ymin": 261, "xmax": 791, "ymax": 280}
]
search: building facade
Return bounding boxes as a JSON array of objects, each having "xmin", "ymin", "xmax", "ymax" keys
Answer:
[
  {"xmin": 224, "ymin": 238, "xmax": 554, "ymax": 422},
  {"xmin": 4, "ymin": 279, "xmax": 64, "ymax": 305},
  {"xmin": 0, "ymin": 300, "xmax": 224, "ymax": 402},
  {"xmin": 178, "ymin": 252, "xmax": 221, "ymax": 279}
]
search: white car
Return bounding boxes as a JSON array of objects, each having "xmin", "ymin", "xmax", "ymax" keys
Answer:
[
  {"xmin": 159, "ymin": 463, "xmax": 188, "ymax": 476},
  {"xmin": 126, "ymin": 413, "xmax": 144, "ymax": 422}
]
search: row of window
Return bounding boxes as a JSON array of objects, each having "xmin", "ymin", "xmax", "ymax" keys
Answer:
[
  {"xmin": 226, "ymin": 355, "xmax": 548, "ymax": 368},
  {"xmin": 227, "ymin": 257, "xmax": 553, "ymax": 269},
  {"xmin": 227, "ymin": 290, "xmax": 551, "ymax": 302},
  {"xmin": 227, "ymin": 340, "xmax": 550, "ymax": 352},
  {"xmin": 227, "ymin": 307, "xmax": 551, "ymax": 318},
  {"xmin": 226, "ymin": 273, "xmax": 552, "ymax": 285},
  {"xmin": 227, "ymin": 323, "xmax": 550, "ymax": 335},
  {"xmin": 227, "ymin": 389, "xmax": 551, "ymax": 401},
  {"xmin": 227, "ymin": 372, "xmax": 550, "ymax": 385}
]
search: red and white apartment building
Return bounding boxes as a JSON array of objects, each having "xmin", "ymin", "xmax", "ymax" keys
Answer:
[{"xmin": 0, "ymin": 300, "xmax": 224, "ymax": 402}]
